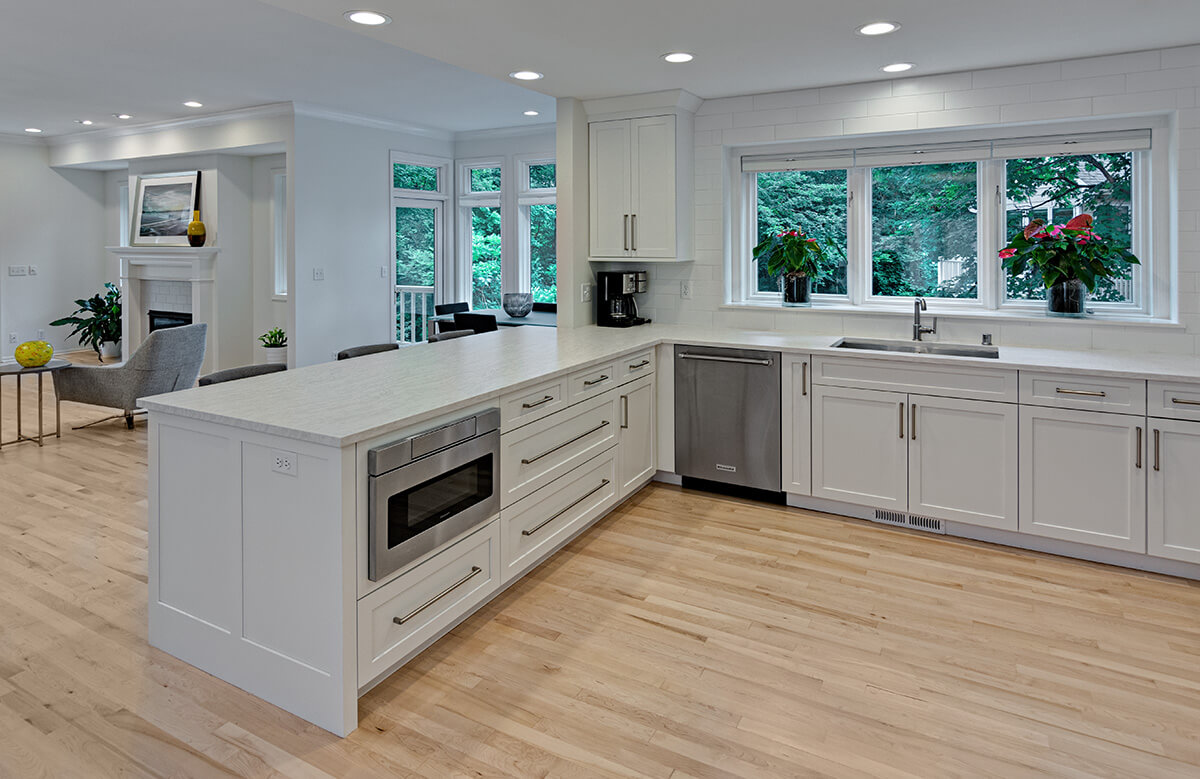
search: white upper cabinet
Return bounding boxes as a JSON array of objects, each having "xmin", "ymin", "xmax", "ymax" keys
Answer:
[
  {"xmin": 1148, "ymin": 418, "xmax": 1200, "ymax": 564},
  {"xmin": 589, "ymin": 114, "xmax": 692, "ymax": 262}
]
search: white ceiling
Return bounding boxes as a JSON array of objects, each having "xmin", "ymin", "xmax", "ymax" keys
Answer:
[
  {"xmin": 263, "ymin": 0, "xmax": 1200, "ymax": 100},
  {"xmin": 0, "ymin": 0, "xmax": 555, "ymax": 138}
]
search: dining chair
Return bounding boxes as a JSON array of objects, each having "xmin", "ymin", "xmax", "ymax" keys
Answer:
[
  {"xmin": 198, "ymin": 363, "xmax": 287, "ymax": 386},
  {"xmin": 453, "ymin": 312, "xmax": 499, "ymax": 334},
  {"xmin": 337, "ymin": 343, "xmax": 400, "ymax": 360},
  {"xmin": 532, "ymin": 302, "xmax": 557, "ymax": 313},
  {"xmin": 428, "ymin": 329, "xmax": 474, "ymax": 343},
  {"xmin": 434, "ymin": 302, "xmax": 470, "ymax": 316}
]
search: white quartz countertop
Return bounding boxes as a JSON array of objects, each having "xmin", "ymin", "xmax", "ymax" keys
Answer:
[{"xmin": 140, "ymin": 324, "xmax": 1200, "ymax": 447}]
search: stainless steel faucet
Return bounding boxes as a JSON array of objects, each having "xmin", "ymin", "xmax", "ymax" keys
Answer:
[{"xmin": 913, "ymin": 298, "xmax": 936, "ymax": 341}]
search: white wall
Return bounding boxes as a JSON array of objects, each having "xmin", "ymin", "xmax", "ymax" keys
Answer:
[
  {"xmin": 0, "ymin": 138, "xmax": 108, "ymax": 361},
  {"xmin": 290, "ymin": 114, "xmax": 453, "ymax": 366},
  {"xmin": 251, "ymin": 154, "xmax": 288, "ymax": 361},
  {"xmin": 635, "ymin": 45, "xmax": 1200, "ymax": 355}
]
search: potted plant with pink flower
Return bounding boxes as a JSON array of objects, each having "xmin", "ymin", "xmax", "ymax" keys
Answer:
[
  {"xmin": 999, "ymin": 213, "xmax": 1139, "ymax": 318},
  {"xmin": 753, "ymin": 228, "xmax": 829, "ymax": 307}
]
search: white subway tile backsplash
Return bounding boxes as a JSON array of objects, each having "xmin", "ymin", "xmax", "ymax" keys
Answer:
[
  {"xmin": 972, "ymin": 62, "xmax": 1062, "ymax": 89},
  {"xmin": 751, "ymin": 89, "xmax": 821, "ymax": 110},
  {"xmin": 734, "ymin": 108, "xmax": 800, "ymax": 128},
  {"xmin": 818, "ymin": 81, "xmax": 892, "ymax": 105},
  {"xmin": 842, "ymin": 114, "xmax": 920, "ymax": 135},
  {"xmin": 1163, "ymin": 45, "xmax": 1200, "ymax": 70},
  {"xmin": 1092, "ymin": 90, "xmax": 1182, "ymax": 114},
  {"xmin": 945, "ymin": 84, "xmax": 1032, "ymax": 110},
  {"xmin": 863, "ymin": 93, "xmax": 946, "ymax": 116},
  {"xmin": 891, "ymin": 72, "xmax": 974, "ymax": 96},
  {"xmin": 695, "ymin": 113, "xmax": 733, "ymax": 132},
  {"xmin": 1032, "ymin": 74, "xmax": 1127, "ymax": 100},
  {"xmin": 1060, "ymin": 50, "xmax": 1161, "ymax": 80},
  {"xmin": 773, "ymin": 119, "xmax": 845, "ymax": 141},
  {"xmin": 697, "ymin": 96, "xmax": 754, "ymax": 115},
  {"xmin": 720, "ymin": 126, "xmax": 775, "ymax": 145},
  {"xmin": 1125, "ymin": 67, "xmax": 1199, "ymax": 93},
  {"xmin": 917, "ymin": 106, "xmax": 1001, "ymax": 129},
  {"xmin": 999, "ymin": 97, "xmax": 1093, "ymax": 123}
]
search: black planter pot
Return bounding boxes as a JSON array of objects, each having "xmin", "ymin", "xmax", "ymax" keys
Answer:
[
  {"xmin": 781, "ymin": 273, "xmax": 812, "ymax": 307},
  {"xmin": 1047, "ymin": 278, "xmax": 1088, "ymax": 318}
]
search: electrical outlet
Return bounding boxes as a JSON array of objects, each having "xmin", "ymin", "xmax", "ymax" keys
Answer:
[
  {"xmin": 312, "ymin": 268, "xmax": 325, "ymax": 281},
  {"xmin": 27, "ymin": 265, "xmax": 38, "ymax": 276},
  {"xmin": 8, "ymin": 265, "xmax": 28, "ymax": 276},
  {"xmin": 680, "ymin": 280, "xmax": 693, "ymax": 300},
  {"xmin": 380, "ymin": 266, "xmax": 387, "ymax": 278},
  {"xmin": 8, "ymin": 333, "xmax": 17, "ymax": 344},
  {"xmin": 271, "ymin": 449, "xmax": 298, "ymax": 476},
  {"xmin": 581, "ymin": 283, "xmax": 593, "ymax": 303}
]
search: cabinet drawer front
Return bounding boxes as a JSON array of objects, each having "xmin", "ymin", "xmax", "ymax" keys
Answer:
[
  {"xmin": 500, "ymin": 377, "xmax": 568, "ymax": 431},
  {"xmin": 569, "ymin": 362, "xmax": 618, "ymax": 403},
  {"xmin": 1148, "ymin": 381, "xmax": 1200, "ymax": 421},
  {"xmin": 1020, "ymin": 371, "xmax": 1146, "ymax": 414},
  {"xmin": 617, "ymin": 350, "xmax": 656, "ymax": 384},
  {"xmin": 357, "ymin": 520, "xmax": 499, "ymax": 687},
  {"xmin": 810, "ymin": 356, "xmax": 1017, "ymax": 402},
  {"xmin": 501, "ymin": 450, "xmax": 618, "ymax": 583},
  {"xmin": 500, "ymin": 392, "xmax": 618, "ymax": 507}
]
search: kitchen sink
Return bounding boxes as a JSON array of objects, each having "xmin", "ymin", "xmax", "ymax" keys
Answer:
[{"xmin": 833, "ymin": 338, "xmax": 1000, "ymax": 359}]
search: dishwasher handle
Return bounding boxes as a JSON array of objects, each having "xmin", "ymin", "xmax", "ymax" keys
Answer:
[{"xmin": 678, "ymin": 352, "xmax": 774, "ymax": 366}]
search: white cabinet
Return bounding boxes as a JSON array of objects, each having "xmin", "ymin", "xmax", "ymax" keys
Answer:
[
  {"xmin": 781, "ymin": 354, "xmax": 812, "ymax": 496},
  {"xmin": 908, "ymin": 395, "xmax": 1018, "ymax": 531},
  {"xmin": 812, "ymin": 385, "xmax": 908, "ymax": 511},
  {"xmin": 589, "ymin": 114, "xmax": 690, "ymax": 262},
  {"xmin": 1148, "ymin": 418, "xmax": 1200, "ymax": 563},
  {"xmin": 617, "ymin": 374, "xmax": 656, "ymax": 496},
  {"xmin": 1019, "ymin": 406, "xmax": 1146, "ymax": 552}
]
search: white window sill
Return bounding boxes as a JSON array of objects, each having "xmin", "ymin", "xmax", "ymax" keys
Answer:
[
  {"xmin": 272, "ymin": 294, "xmax": 288, "ymax": 303},
  {"xmin": 722, "ymin": 301, "xmax": 1185, "ymax": 329}
]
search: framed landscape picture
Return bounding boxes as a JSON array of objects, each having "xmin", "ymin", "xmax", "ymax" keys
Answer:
[{"xmin": 131, "ymin": 171, "xmax": 199, "ymax": 246}]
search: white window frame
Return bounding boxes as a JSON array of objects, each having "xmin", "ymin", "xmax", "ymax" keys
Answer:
[
  {"xmin": 730, "ymin": 116, "xmax": 1172, "ymax": 322},
  {"xmin": 457, "ymin": 157, "xmax": 504, "ymax": 305},
  {"xmin": 516, "ymin": 155, "xmax": 557, "ymax": 301},
  {"xmin": 271, "ymin": 169, "xmax": 287, "ymax": 299},
  {"xmin": 392, "ymin": 151, "xmax": 452, "ymax": 343}
]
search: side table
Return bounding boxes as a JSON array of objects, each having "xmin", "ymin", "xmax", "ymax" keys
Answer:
[{"xmin": 0, "ymin": 358, "xmax": 71, "ymax": 448}]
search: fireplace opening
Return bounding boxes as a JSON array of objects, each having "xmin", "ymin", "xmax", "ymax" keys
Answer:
[{"xmin": 148, "ymin": 310, "xmax": 194, "ymax": 333}]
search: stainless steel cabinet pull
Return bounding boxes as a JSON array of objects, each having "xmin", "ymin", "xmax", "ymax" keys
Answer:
[
  {"xmin": 802, "ymin": 361, "xmax": 808, "ymax": 397},
  {"xmin": 1136, "ymin": 426, "xmax": 1143, "ymax": 469},
  {"xmin": 1154, "ymin": 429, "xmax": 1161, "ymax": 472},
  {"xmin": 583, "ymin": 375, "xmax": 610, "ymax": 387},
  {"xmin": 621, "ymin": 395, "xmax": 629, "ymax": 429},
  {"xmin": 628, "ymin": 359, "xmax": 651, "ymax": 370},
  {"xmin": 623, "ymin": 215, "xmax": 629, "ymax": 251},
  {"xmin": 1171, "ymin": 397, "xmax": 1200, "ymax": 407},
  {"xmin": 521, "ymin": 421, "xmax": 610, "ymax": 464},
  {"xmin": 521, "ymin": 395, "xmax": 554, "ymax": 409},
  {"xmin": 911, "ymin": 403, "xmax": 917, "ymax": 441},
  {"xmin": 899, "ymin": 402, "xmax": 905, "ymax": 439},
  {"xmin": 522, "ymin": 479, "xmax": 611, "ymax": 537},
  {"xmin": 631, "ymin": 214, "xmax": 637, "ymax": 252},
  {"xmin": 679, "ymin": 353, "xmax": 773, "ymax": 366},
  {"xmin": 1056, "ymin": 387, "xmax": 1107, "ymax": 398},
  {"xmin": 393, "ymin": 566, "xmax": 482, "ymax": 626}
]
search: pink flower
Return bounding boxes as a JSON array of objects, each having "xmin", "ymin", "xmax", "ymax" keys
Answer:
[
  {"xmin": 806, "ymin": 238, "xmax": 816, "ymax": 243},
  {"xmin": 1032, "ymin": 231, "xmax": 1049, "ymax": 240},
  {"xmin": 999, "ymin": 248, "xmax": 1017, "ymax": 259}
]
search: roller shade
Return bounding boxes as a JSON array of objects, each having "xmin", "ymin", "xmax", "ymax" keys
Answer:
[
  {"xmin": 990, "ymin": 129, "xmax": 1152, "ymax": 159},
  {"xmin": 742, "ymin": 149, "xmax": 854, "ymax": 173}
]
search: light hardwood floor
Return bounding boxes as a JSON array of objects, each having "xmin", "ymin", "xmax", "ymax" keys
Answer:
[{"xmin": 2, "ymin": 355, "xmax": 1200, "ymax": 777}]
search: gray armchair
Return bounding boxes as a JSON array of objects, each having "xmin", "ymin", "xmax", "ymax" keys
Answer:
[{"xmin": 55, "ymin": 323, "xmax": 208, "ymax": 429}]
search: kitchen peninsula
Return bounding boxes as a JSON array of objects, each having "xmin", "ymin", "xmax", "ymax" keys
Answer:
[{"xmin": 141, "ymin": 324, "xmax": 1200, "ymax": 735}]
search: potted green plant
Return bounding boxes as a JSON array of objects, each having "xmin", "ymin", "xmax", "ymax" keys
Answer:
[
  {"xmin": 258, "ymin": 327, "xmax": 287, "ymax": 364},
  {"xmin": 752, "ymin": 229, "xmax": 828, "ymax": 307},
  {"xmin": 50, "ymin": 282, "xmax": 123, "ymax": 361},
  {"xmin": 1000, "ymin": 214, "xmax": 1139, "ymax": 318}
]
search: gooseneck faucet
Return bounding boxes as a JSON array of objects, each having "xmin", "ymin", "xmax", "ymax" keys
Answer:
[{"xmin": 913, "ymin": 297, "xmax": 937, "ymax": 341}]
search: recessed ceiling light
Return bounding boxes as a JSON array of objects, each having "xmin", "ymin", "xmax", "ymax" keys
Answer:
[
  {"xmin": 509, "ymin": 70, "xmax": 544, "ymax": 81},
  {"xmin": 881, "ymin": 62, "xmax": 915, "ymax": 73},
  {"xmin": 344, "ymin": 10, "xmax": 391, "ymax": 26},
  {"xmin": 74, "ymin": 119, "xmax": 94, "ymax": 125},
  {"xmin": 24, "ymin": 127, "xmax": 42, "ymax": 133},
  {"xmin": 523, "ymin": 110, "xmax": 540, "ymax": 116},
  {"xmin": 857, "ymin": 21, "xmax": 900, "ymax": 36},
  {"xmin": 183, "ymin": 101, "xmax": 204, "ymax": 108},
  {"xmin": 114, "ymin": 113, "xmax": 132, "ymax": 119},
  {"xmin": 662, "ymin": 52, "xmax": 694, "ymax": 64}
]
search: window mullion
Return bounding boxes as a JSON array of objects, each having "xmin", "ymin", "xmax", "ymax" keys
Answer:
[{"xmin": 847, "ymin": 168, "xmax": 870, "ymax": 306}]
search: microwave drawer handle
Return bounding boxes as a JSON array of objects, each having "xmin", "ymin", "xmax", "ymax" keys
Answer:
[
  {"xmin": 522, "ymin": 479, "xmax": 611, "ymax": 537},
  {"xmin": 1055, "ymin": 387, "xmax": 1107, "ymax": 398},
  {"xmin": 1171, "ymin": 397, "xmax": 1200, "ymax": 407},
  {"xmin": 392, "ymin": 566, "xmax": 483, "ymax": 626},
  {"xmin": 679, "ymin": 353, "xmax": 773, "ymax": 366},
  {"xmin": 521, "ymin": 421, "xmax": 610, "ymax": 465},
  {"xmin": 583, "ymin": 375, "xmax": 610, "ymax": 387},
  {"xmin": 522, "ymin": 395, "xmax": 555, "ymax": 409}
]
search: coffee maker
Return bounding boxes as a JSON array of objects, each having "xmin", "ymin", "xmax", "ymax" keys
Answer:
[{"xmin": 596, "ymin": 271, "xmax": 650, "ymax": 327}]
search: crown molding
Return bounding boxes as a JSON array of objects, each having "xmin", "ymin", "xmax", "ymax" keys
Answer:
[
  {"xmin": 44, "ymin": 103, "xmax": 295, "ymax": 147},
  {"xmin": 452, "ymin": 123, "xmax": 557, "ymax": 143},
  {"xmin": 583, "ymin": 89, "xmax": 703, "ymax": 120},
  {"xmin": 0, "ymin": 132, "xmax": 48, "ymax": 147},
  {"xmin": 292, "ymin": 102, "xmax": 453, "ymax": 141}
]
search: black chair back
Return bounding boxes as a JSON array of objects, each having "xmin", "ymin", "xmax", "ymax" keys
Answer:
[
  {"xmin": 454, "ymin": 312, "xmax": 499, "ymax": 334},
  {"xmin": 199, "ymin": 363, "xmax": 287, "ymax": 386},
  {"xmin": 337, "ymin": 343, "xmax": 400, "ymax": 360},
  {"xmin": 434, "ymin": 302, "xmax": 470, "ymax": 316},
  {"xmin": 532, "ymin": 302, "xmax": 557, "ymax": 313},
  {"xmin": 428, "ymin": 329, "xmax": 474, "ymax": 343}
]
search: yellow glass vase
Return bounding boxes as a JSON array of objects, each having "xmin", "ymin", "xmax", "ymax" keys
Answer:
[
  {"xmin": 15, "ymin": 340, "xmax": 53, "ymax": 368},
  {"xmin": 187, "ymin": 210, "xmax": 206, "ymax": 247}
]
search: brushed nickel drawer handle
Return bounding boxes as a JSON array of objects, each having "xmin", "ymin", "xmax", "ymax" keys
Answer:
[
  {"xmin": 802, "ymin": 361, "xmax": 808, "ymax": 397},
  {"xmin": 521, "ymin": 395, "xmax": 554, "ymax": 409},
  {"xmin": 628, "ymin": 359, "xmax": 651, "ymax": 370},
  {"xmin": 1056, "ymin": 387, "xmax": 1107, "ymax": 398},
  {"xmin": 1154, "ymin": 429, "xmax": 1161, "ymax": 472},
  {"xmin": 522, "ymin": 479, "xmax": 611, "ymax": 537},
  {"xmin": 911, "ymin": 403, "xmax": 917, "ymax": 441},
  {"xmin": 631, "ymin": 214, "xmax": 637, "ymax": 252},
  {"xmin": 393, "ymin": 566, "xmax": 483, "ymax": 626},
  {"xmin": 521, "ymin": 421, "xmax": 610, "ymax": 465},
  {"xmin": 583, "ymin": 375, "xmax": 610, "ymax": 387},
  {"xmin": 624, "ymin": 214, "xmax": 629, "ymax": 251},
  {"xmin": 1171, "ymin": 397, "xmax": 1200, "ymax": 407},
  {"xmin": 1136, "ymin": 426, "xmax": 1143, "ymax": 469},
  {"xmin": 621, "ymin": 394, "xmax": 629, "ymax": 429},
  {"xmin": 898, "ymin": 402, "xmax": 905, "ymax": 439}
]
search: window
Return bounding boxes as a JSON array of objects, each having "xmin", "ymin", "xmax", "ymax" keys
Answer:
[
  {"xmin": 469, "ymin": 166, "xmax": 502, "ymax": 192},
  {"xmin": 470, "ymin": 206, "xmax": 502, "ymax": 308},
  {"xmin": 734, "ymin": 122, "xmax": 1164, "ymax": 319},
  {"xmin": 392, "ymin": 152, "xmax": 450, "ymax": 343},
  {"xmin": 529, "ymin": 203, "xmax": 557, "ymax": 302},
  {"xmin": 393, "ymin": 162, "xmax": 440, "ymax": 192},
  {"xmin": 529, "ymin": 163, "xmax": 556, "ymax": 190},
  {"xmin": 272, "ymin": 170, "xmax": 287, "ymax": 297}
]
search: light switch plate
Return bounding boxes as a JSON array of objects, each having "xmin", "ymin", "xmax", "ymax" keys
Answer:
[
  {"xmin": 312, "ymin": 268, "xmax": 325, "ymax": 281},
  {"xmin": 8, "ymin": 265, "xmax": 28, "ymax": 276}
]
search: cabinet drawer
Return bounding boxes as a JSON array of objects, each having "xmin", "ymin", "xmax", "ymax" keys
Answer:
[
  {"xmin": 500, "ymin": 449, "xmax": 618, "ymax": 583},
  {"xmin": 810, "ymin": 355, "xmax": 1017, "ymax": 403},
  {"xmin": 569, "ymin": 361, "xmax": 618, "ymax": 403},
  {"xmin": 500, "ymin": 391, "xmax": 618, "ymax": 507},
  {"xmin": 617, "ymin": 349, "xmax": 655, "ymax": 384},
  {"xmin": 500, "ymin": 376, "xmax": 568, "ymax": 431},
  {"xmin": 1019, "ymin": 371, "xmax": 1146, "ymax": 415},
  {"xmin": 1148, "ymin": 381, "xmax": 1200, "ymax": 421},
  {"xmin": 357, "ymin": 520, "xmax": 499, "ymax": 688}
]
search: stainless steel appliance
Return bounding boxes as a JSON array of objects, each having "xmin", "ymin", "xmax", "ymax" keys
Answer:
[
  {"xmin": 674, "ymin": 345, "xmax": 782, "ymax": 493},
  {"xmin": 596, "ymin": 270, "xmax": 650, "ymax": 327},
  {"xmin": 367, "ymin": 409, "xmax": 500, "ymax": 581}
]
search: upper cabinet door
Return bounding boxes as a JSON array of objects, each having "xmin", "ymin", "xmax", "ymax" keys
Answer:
[
  {"xmin": 908, "ymin": 395, "xmax": 1017, "ymax": 530},
  {"xmin": 1018, "ymin": 406, "xmax": 1146, "ymax": 553},
  {"xmin": 589, "ymin": 119, "xmax": 632, "ymax": 259},
  {"xmin": 811, "ymin": 384, "xmax": 908, "ymax": 511},
  {"xmin": 1148, "ymin": 418, "xmax": 1200, "ymax": 564},
  {"xmin": 628, "ymin": 115, "xmax": 676, "ymax": 258}
]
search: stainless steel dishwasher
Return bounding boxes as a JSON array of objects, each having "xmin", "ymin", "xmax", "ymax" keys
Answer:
[{"xmin": 674, "ymin": 344, "xmax": 782, "ymax": 494}]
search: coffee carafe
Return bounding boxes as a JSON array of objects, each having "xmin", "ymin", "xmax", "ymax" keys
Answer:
[{"xmin": 596, "ymin": 271, "xmax": 650, "ymax": 327}]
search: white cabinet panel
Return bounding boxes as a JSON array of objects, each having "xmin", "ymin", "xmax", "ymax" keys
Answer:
[
  {"xmin": 1147, "ymin": 381, "xmax": 1200, "ymax": 422},
  {"xmin": 1020, "ymin": 371, "xmax": 1146, "ymax": 415},
  {"xmin": 811, "ymin": 355, "xmax": 1017, "ymax": 402},
  {"xmin": 617, "ymin": 374, "xmax": 656, "ymax": 496},
  {"xmin": 628, "ymin": 115, "xmax": 676, "ymax": 258},
  {"xmin": 781, "ymin": 354, "xmax": 812, "ymax": 496},
  {"xmin": 908, "ymin": 396, "xmax": 1017, "ymax": 530},
  {"xmin": 500, "ymin": 375, "xmax": 568, "ymax": 432},
  {"xmin": 1019, "ymin": 406, "xmax": 1146, "ymax": 552},
  {"xmin": 812, "ymin": 385, "xmax": 907, "ymax": 510},
  {"xmin": 1148, "ymin": 418, "xmax": 1200, "ymax": 564},
  {"xmin": 588, "ymin": 119, "xmax": 631, "ymax": 259}
]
